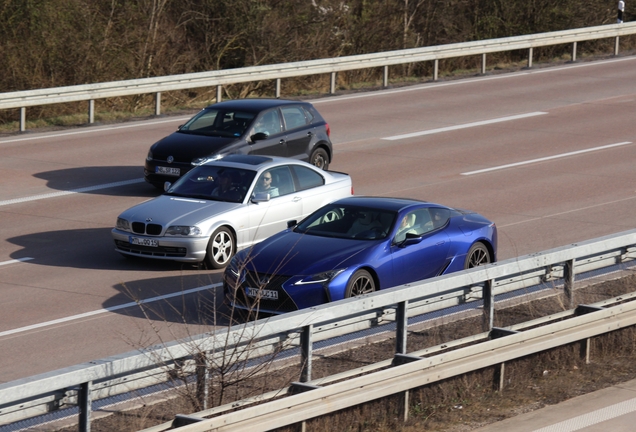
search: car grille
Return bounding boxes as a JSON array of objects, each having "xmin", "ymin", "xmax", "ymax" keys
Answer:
[
  {"xmin": 131, "ymin": 222, "xmax": 163, "ymax": 235},
  {"xmin": 233, "ymin": 271, "xmax": 298, "ymax": 313},
  {"xmin": 114, "ymin": 240, "xmax": 187, "ymax": 258}
]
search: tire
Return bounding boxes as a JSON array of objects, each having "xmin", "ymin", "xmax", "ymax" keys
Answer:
[
  {"xmin": 205, "ymin": 227, "xmax": 234, "ymax": 269},
  {"xmin": 309, "ymin": 147, "xmax": 329, "ymax": 170},
  {"xmin": 464, "ymin": 242, "xmax": 490, "ymax": 269},
  {"xmin": 345, "ymin": 269, "xmax": 376, "ymax": 298}
]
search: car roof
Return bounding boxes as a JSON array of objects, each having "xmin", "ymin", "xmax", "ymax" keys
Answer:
[
  {"xmin": 330, "ymin": 196, "xmax": 441, "ymax": 212},
  {"xmin": 203, "ymin": 98, "xmax": 309, "ymax": 111},
  {"xmin": 201, "ymin": 154, "xmax": 314, "ymax": 170}
]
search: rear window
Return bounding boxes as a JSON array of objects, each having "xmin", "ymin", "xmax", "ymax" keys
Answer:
[{"xmin": 292, "ymin": 165, "xmax": 324, "ymax": 190}]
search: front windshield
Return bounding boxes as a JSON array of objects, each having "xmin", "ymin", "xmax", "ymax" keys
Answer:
[
  {"xmin": 295, "ymin": 204, "xmax": 397, "ymax": 240},
  {"xmin": 179, "ymin": 109, "xmax": 256, "ymax": 138},
  {"xmin": 166, "ymin": 165, "xmax": 256, "ymax": 203}
]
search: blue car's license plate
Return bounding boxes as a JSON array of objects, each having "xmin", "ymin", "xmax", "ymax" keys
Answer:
[{"xmin": 245, "ymin": 287, "xmax": 278, "ymax": 300}]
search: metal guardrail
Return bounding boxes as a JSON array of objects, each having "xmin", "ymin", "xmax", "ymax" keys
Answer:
[
  {"xmin": 151, "ymin": 292, "xmax": 636, "ymax": 432},
  {"xmin": 1, "ymin": 229, "xmax": 636, "ymax": 431},
  {"xmin": 1, "ymin": 22, "xmax": 636, "ymax": 131}
]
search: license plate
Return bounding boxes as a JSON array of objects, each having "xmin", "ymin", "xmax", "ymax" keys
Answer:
[
  {"xmin": 156, "ymin": 166, "xmax": 180, "ymax": 176},
  {"xmin": 245, "ymin": 287, "xmax": 278, "ymax": 300},
  {"xmin": 130, "ymin": 237, "xmax": 158, "ymax": 247}
]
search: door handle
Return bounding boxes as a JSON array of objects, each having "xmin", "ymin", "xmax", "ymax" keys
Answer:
[
  {"xmin": 292, "ymin": 196, "xmax": 302, "ymax": 202},
  {"xmin": 306, "ymin": 131, "xmax": 313, "ymax": 136},
  {"xmin": 279, "ymin": 139, "xmax": 286, "ymax": 145},
  {"xmin": 436, "ymin": 241, "xmax": 445, "ymax": 246}
]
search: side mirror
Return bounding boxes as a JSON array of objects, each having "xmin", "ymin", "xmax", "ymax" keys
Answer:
[
  {"xmin": 287, "ymin": 220, "xmax": 298, "ymax": 228},
  {"xmin": 163, "ymin": 182, "xmax": 172, "ymax": 192},
  {"xmin": 251, "ymin": 192, "xmax": 271, "ymax": 203},
  {"xmin": 250, "ymin": 132, "xmax": 268, "ymax": 142},
  {"xmin": 399, "ymin": 233, "xmax": 423, "ymax": 248}
]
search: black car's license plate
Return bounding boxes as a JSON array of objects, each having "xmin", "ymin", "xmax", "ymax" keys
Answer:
[{"xmin": 156, "ymin": 166, "xmax": 180, "ymax": 176}]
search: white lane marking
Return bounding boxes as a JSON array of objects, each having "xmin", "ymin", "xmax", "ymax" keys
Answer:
[
  {"xmin": 382, "ymin": 112, "xmax": 547, "ymax": 141},
  {"xmin": 499, "ymin": 194, "xmax": 636, "ymax": 228},
  {"xmin": 0, "ymin": 116, "xmax": 191, "ymax": 144},
  {"xmin": 0, "ymin": 283, "xmax": 221, "ymax": 338},
  {"xmin": 533, "ymin": 396, "xmax": 636, "ymax": 432},
  {"xmin": 311, "ymin": 56, "xmax": 636, "ymax": 104},
  {"xmin": 0, "ymin": 257, "xmax": 34, "ymax": 267},
  {"xmin": 461, "ymin": 141, "xmax": 633, "ymax": 176},
  {"xmin": 0, "ymin": 178, "xmax": 145, "ymax": 207}
]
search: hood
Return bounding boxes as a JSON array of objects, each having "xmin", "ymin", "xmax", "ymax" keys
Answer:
[
  {"xmin": 151, "ymin": 132, "xmax": 240, "ymax": 162},
  {"xmin": 119, "ymin": 195, "xmax": 241, "ymax": 227},
  {"xmin": 244, "ymin": 231, "xmax": 375, "ymax": 276}
]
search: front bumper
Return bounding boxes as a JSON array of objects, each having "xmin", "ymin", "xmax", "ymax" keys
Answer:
[{"xmin": 111, "ymin": 229, "xmax": 208, "ymax": 262}]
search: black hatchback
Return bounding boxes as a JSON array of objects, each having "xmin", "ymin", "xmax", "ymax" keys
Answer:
[{"xmin": 144, "ymin": 98, "xmax": 333, "ymax": 188}]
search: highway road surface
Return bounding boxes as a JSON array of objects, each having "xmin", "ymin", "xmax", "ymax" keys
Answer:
[{"xmin": 1, "ymin": 55, "xmax": 636, "ymax": 383}]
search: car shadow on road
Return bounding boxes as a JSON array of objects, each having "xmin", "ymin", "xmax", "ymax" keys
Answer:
[
  {"xmin": 104, "ymin": 272, "xmax": 232, "ymax": 327},
  {"xmin": 9, "ymin": 227, "xmax": 233, "ymax": 326},
  {"xmin": 33, "ymin": 166, "xmax": 160, "ymax": 197},
  {"xmin": 7, "ymin": 227, "xmax": 207, "ymax": 271}
]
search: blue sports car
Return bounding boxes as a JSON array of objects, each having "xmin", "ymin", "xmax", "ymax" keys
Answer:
[{"xmin": 224, "ymin": 196, "xmax": 497, "ymax": 314}]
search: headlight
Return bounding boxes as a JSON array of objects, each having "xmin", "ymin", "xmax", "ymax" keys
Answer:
[
  {"xmin": 294, "ymin": 269, "xmax": 345, "ymax": 285},
  {"xmin": 116, "ymin": 218, "xmax": 131, "ymax": 231},
  {"xmin": 146, "ymin": 149, "xmax": 153, "ymax": 161},
  {"xmin": 165, "ymin": 226, "xmax": 202, "ymax": 236}
]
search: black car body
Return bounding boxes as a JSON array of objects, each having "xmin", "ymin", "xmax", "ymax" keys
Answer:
[{"xmin": 144, "ymin": 99, "xmax": 333, "ymax": 188}]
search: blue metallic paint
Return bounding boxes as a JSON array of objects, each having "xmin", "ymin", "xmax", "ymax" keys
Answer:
[{"xmin": 224, "ymin": 196, "xmax": 497, "ymax": 314}]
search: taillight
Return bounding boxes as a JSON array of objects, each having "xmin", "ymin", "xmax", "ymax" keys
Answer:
[
  {"xmin": 325, "ymin": 123, "xmax": 331, "ymax": 137},
  {"xmin": 351, "ymin": 186, "xmax": 354, "ymax": 195}
]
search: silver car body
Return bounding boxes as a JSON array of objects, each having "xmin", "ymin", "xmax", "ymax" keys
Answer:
[{"xmin": 112, "ymin": 155, "xmax": 352, "ymax": 267}]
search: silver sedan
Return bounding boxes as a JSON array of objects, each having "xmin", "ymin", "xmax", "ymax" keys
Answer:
[{"xmin": 112, "ymin": 155, "xmax": 353, "ymax": 268}]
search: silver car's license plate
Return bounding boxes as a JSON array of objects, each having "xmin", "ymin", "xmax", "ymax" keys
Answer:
[
  {"xmin": 156, "ymin": 166, "xmax": 180, "ymax": 176},
  {"xmin": 130, "ymin": 237, "xmax": 158, "ymax": 247},
  {"xmin": 245, "ymin": 287, "xmax": 278, "ymax": 300}
]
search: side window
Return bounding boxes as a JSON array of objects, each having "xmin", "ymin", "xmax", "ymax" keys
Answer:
[
  {"xmin": 281, "ymin": 106, "xmax": 309, "ymax": 130},
  {"xmin": 429, "ymin": 207, "xmax": 450, "ymax": 229},
  {"xmin": 252, "ymin": 109, "xmax": 282, "ymax": 136},
  {"xmin": 291, "ymin": 165, "xmax": 324, "ymax": 191},
  {"xmin": 395, "ymin": 209, "xmax": 447, "ymax": 242},
  {"xmin": 269, "ymin": 166, "xmax": 295, "ymax": 197}
]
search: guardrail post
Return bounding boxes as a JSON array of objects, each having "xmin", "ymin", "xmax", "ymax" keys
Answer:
[
  {"xmin": 300, "ymin": 324, "xmax": 313, "ymax": 382},
  {"xmin": 383, "ymin": 66, "xmax": 389, "ymax": 88},
  {"xmin": 396, "ymin": 301, "xmax": 408, "ymax": 355},
  {"xmin": 330, "ymin": 72, "xmax": 337, "ymax": 94},
  {"xmin": 481, "ymin": 53, "xmax": 487, "ymax": 74},
  {"xmin": 581, "ymin": 337, "xmax": 591, "ymax": 364},
  {"xmin": 88, "ymin": 100, "xmax": 95, "ymax": 124},
  {"xmin": 572, "ymin": 41, "xmax": 577, "ymax": 62},
  {"xmin": 275, "ymin": 78, "xmax": 281, "ymax": 98},
  {"xmin": 564, "ymin": 259, "xmax": 575, "ymax": 309},
  {"xmin": 216, "ymin": 85, "xmax": 222, "ymax": 103},
  {"xmin": 19, "ymin": 107, "xmax": 26, "ymax": 132},
  {"xmin": 615, "ymin": 36, "xmax": 620, "ymax": 55},
  {"xmin": 155, "ymin": 92, "xmax": 161, "ymax": 116},
  {"xmin": 196, "ymin": 354, "xmax": 209, "ymax": 411},
  {"xmin": 433, "ymin": 59, "xmax": 439, "ymax": 81},
  {"xmin": 494, "ymin": 362, "xmax": 505, "ymax": 391},
  {"xmin": 78, "ymin": 381, "xmax": 92, "ymax": 432},
  {"xmin": 482, "ymin": 280, "xmax": 494, "ymax": 331},
  {"xmin": 527, "ymin": 47, "xmax": 533, "ymax": 68}
]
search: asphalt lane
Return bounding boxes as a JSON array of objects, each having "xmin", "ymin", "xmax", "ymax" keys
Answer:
[{"xmin": 1, "ymin": 56, "xmax": 636, "ymax": 383}]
